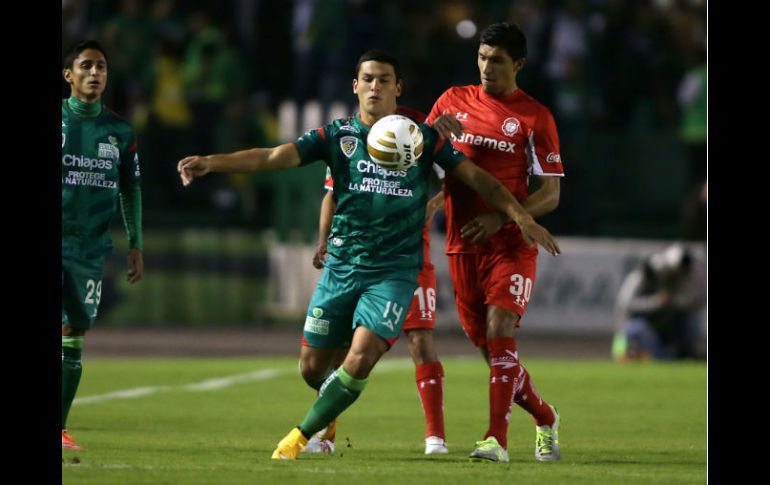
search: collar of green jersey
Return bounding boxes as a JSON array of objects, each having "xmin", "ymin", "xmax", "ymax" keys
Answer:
[{"xmin": 67, "ymin": 96, "xmax": 102, "ymax": 118}]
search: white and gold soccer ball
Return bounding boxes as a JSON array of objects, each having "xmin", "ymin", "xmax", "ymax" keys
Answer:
[{"xmin": 366, "ymin": 114, "xmax": 424, "ymax": 171}]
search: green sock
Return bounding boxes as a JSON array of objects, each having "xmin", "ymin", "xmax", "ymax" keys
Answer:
[
  {"xmin": 299, "ymin": 366, "xmax": 368, "ymax": 436},
  {"xmin": 62, "ymin": 336, "xmax": 84, "ymax": 429}
]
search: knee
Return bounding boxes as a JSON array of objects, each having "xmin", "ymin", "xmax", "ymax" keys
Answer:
[
  {"xmin": 299, "ymin": 356, "xmax": 329, "ymax": 388},
  {"xmin": 406, "ymin": 330, "xmax": 438, "ymax": 364},
  {"xmin": 343, "ymin": 349, "xmax": 376, "ymax": 379},
  {"xmin": 486, "ymin": 307, "xmax": 519, "ymax": 338}
]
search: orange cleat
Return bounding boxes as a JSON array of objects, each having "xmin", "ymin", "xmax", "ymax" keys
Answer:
[{"xmin": 62, "ymin": 430, "xmax": 82, "ymax": 451}]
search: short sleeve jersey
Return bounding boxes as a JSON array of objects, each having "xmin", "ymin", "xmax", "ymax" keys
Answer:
[
  {"xmin": 427, "ymin": 85, "xmax": 564, "ymax": 254},
  {"xmin": 62, "ymin": 100, "xmax": 141, "ymax": 257},
  {"xmin": 295, "ymin": 114, "xmax": 464, "ymax": 270}
]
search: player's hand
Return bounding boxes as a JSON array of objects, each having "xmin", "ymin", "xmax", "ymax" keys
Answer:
[
  {"xmin": 432, "ymin": 113, "xmax": 465, "ymax": 139},
  {"xmin": 518, "ymin": 219, "xmax": 561, "ymax": 256},
  {"xmin": 127, "ymin": 248, "xmax": 144, "ymax": 284},
  {"xmin": 177, "ymin": 156, "xmax": 211, "ymax": 186},
  {"xmin": 312, "ymin": 243, "xmax": 328, "ymax": 269},
  {"xmin": 460, "ymin": 213, "xmax": 505, "ymax": 244}
]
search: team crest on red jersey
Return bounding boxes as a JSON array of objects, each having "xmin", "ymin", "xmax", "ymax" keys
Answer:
[{"xmin": 501, "ymin": 117, "xmax": 520, "ymax": 137}]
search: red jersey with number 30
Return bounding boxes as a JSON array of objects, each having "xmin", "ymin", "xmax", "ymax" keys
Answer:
[{"xmin": 427, "ymin": 85, "xmax": 565, "ymax": 254}]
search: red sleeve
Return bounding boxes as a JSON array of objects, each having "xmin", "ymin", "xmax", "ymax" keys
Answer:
[
  {"xmin": 529, "ymin": 108, "xmax": 565, "ymax": 176},
  {"xmin": 395, "ymin": 105, "xmax": 426, "ymax": 123},
  {"xmin": 426, "ymin": 89, "xmax": 451, "ymax": 125}
]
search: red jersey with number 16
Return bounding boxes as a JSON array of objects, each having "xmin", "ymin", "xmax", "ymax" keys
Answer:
[{"xmin": 427, "ymin": 85, "xmax": 565, "ymax": 254}]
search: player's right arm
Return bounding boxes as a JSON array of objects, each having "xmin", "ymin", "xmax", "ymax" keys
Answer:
[
  {"xmin": 426, "ymin": 88, "xmax": 465, "ymax": 139},
  {"xmin": 177, "ymin": 143, "xmax": 301, "ymax": 186}
]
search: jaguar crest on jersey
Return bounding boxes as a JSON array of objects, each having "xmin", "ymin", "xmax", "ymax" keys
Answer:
[
  {"xmin": 340, "ymin": 136, "xmax": 358, "ymax": 158},
  {"xmin": 501, "ymin": 117, "xmax": 520, "ymax": 137}
]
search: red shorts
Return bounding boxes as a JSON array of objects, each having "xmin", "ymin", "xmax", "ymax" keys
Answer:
[
  {"xmin": 448, "ymin": 248, "xmax": 538, "ymax": 347},
  {"xmin": 402, "ymin": 263, "xmax": 437, "ymax": 331},
  {"xmin": 301, "ymin": 264, "xmax": 437, "ymax": 348}
]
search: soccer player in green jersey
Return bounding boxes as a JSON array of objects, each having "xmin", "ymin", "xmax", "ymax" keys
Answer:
[
  {"xmin": 177, "ymin": 49, "xmax": 560, "ymax": 460},
  {"xmin": 61, "ymin": 40, "xmax": 144, "ymax": 451}
]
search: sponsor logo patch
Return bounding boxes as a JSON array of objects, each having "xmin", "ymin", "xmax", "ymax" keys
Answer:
[
  {"xmin": 98, "ymin": 143, "xmax": 119, "ymax": 159},
  {"xmin": 546, "ymin": 152, "xmax": 561, "ymax": 163},
  {"xmin": 304, "ymin": 316, "xmax": 330, "ymax": 335}
]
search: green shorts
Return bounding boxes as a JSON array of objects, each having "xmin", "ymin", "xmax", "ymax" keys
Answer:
[
  {"xmin": 62, "ymin": 254, "xmax": 106, "ymax": 330},
  {"xmin": 303, "ymin": 255, "xmax": 419, "ymax": 348}
]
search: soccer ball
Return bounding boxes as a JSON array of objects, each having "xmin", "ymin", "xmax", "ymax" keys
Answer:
[{"xmin": 366, "ymin": 114, "xmax": 424, "ymax": 171}]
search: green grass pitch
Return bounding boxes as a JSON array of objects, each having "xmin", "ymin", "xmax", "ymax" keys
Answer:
[{"xmin": 62, "ymin": 356, "xmax": 706, "ymax": 484}]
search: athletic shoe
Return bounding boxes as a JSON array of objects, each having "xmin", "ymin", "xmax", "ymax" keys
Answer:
[
  {"xmin": 535, "ymin": 405, "xmax": 561, "ymax": 461},
  {"xmin": 469, "ymin": 436, "xmax": 508, "ymax": 462},
  {"xmin": 271, "ymin": 427, "xmax": 308, "ymax": 460}
]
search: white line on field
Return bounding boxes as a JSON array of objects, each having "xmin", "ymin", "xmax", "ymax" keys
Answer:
[
  {"xmin": 73, "ymin": 357, "xmax": 416, "ymax": 406},
  {"xmin": 73, "ymin": 368, "xmax": 283, "ymax": 405}
]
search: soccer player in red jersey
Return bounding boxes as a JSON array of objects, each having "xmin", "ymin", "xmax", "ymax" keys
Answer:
[{"xmin": 427, "ymin": 22, "xmax": 564, "ymax": 463}]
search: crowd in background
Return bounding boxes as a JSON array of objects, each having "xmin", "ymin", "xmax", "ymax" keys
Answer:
[{"xmin": 62, "ymin": 0, "xmax": 706, "ymax": 240}]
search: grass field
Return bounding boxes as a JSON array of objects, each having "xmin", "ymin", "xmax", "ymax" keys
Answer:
[{"xmin": 62, "ymin": 356, "xmax": 706, "ymax": 484}]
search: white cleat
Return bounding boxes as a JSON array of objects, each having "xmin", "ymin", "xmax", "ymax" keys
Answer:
[
  {"xmin": 535, "ymin": 405, "xmax": 561, "ymax": 461},
  {"xmin": 303, "ymin": 435, "xmax": 335, "ymax": 453},
  {"xmin": 425, "ymin": 435, "xmax": 449, "ymax": 455}
]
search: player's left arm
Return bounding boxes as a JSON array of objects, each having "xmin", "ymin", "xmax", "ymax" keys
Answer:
[
  {"xmin": 118, "ymin": 133, "xmax": 144, "ymax": 284},
  {"xmin": 314, "ymin": 189, "xmax": 336, "ymax": 269},
  {"xmin": 522, "ymin": 108, "xmax": 564, "ymax": 218},
  {"xmin": 462, "ymin": 109, "xmax": 563, "ymax": 240},
  {"xmin": 425, "ymin": 189, "xmax": 445, "ymax": 224},
  {"xmin": 449, "ymin": 159, "xmax": 560, "ymax": 255},
  {"xmin": 425, "ymin": 165, "xmax": 446, "ymax": 224},
  {"xmin": 522, "ymin": 175, "xmax": 560, "ymax": 218}
]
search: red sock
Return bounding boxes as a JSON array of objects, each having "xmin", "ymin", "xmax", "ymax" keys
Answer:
[
  {"xmin": 513, "ymin": 364, "xmax": 555, "ymax": 427},
  {"xmin": 415, "ymin": 361, "xmax": 445, "ymax": 439},
  {"xmin": 484, "ymin": 337, "xmax": 518, "ymax": 449}
]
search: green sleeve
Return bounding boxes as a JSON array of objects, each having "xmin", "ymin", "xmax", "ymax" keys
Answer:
[
  {"xmin": 427, "ymin": 127, "xmax": 465, "ymax": 172},
  {"xmin": 293, "ymin": 124, "xmax": 332, "ymax": 166},
  {"xmin": 119, "ymin": 185, "xmax": 143, "ymax": 250}
]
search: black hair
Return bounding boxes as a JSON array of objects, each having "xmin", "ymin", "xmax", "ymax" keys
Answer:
[
  {"xmin": 63, "ymin": 40, "xmax": 107, "ymax": 69},
  {"xmin": 354, "ymin": 49, "xmax": 401, "ymax": 80},
  {"xmin": 479, "ymin": 22, "xmax": 527, "ymax": 60}
]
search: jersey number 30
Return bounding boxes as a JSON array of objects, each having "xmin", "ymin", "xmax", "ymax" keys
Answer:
[{"xmin": 509, "ymin": 274, "xmax": 532, "ymax": 303}]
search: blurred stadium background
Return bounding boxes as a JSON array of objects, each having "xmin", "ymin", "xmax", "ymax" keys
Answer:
[{"xmin": 62, "ymin": 0, "xmax": 707, "ymax": 359}]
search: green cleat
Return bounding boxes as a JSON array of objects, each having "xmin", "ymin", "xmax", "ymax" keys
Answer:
[
  {"xmin": 469, "ymin": 436, "xmax": 509, "ymax": 463},
  {"xmin": 535, "ymin": 405, "xmax": 561, "ymax": 461}
]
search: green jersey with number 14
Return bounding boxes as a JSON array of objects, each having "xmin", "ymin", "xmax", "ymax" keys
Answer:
[{"xmin": 294, "ymin": 114, "xmax": 464, "ymax": 270}]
